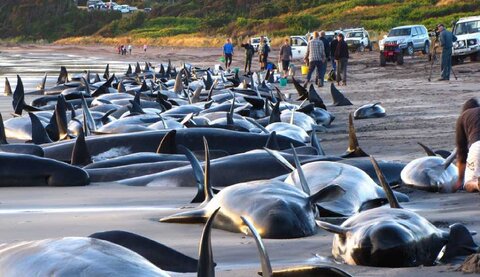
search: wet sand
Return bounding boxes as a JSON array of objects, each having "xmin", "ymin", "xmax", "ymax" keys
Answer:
[{"xmin": 1, "ymin": 44, "xmax": 480, "ymax": 276}]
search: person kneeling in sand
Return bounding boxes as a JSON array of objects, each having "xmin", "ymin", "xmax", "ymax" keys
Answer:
[{"xmin": 455, "ymin": 98, "xmax": 480, "ymax": 192}]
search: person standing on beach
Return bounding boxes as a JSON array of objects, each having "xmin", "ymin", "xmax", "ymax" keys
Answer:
[
  {"xmin": 334, "ymin": 33, "xmax": 349, "ymax": 86},
  {"xmin": 258, "ymin": 36, "xmax": 270, "ymax": 70},
  {"xmin": 223, "ymin": 38, "xmax": 234, "ymax": 70},
  {"xmin": 437, "ymin": 23, "xmax": 456, "ymax": 81},
  {"xmin": 279, "ymin": 38, "xmax": 292, "ymax": 78},
  {"xmin": 143, "ymin": 44, "xmax": 148, "ymax": 53},
  {"xmin": 128, "ymin": 44, "xmax": 132, "ymax": 55},
  {"xmin": 330, "ymin": 33, "xmax": 338, "ymax": 71},
  {"xmin": 303, "ymin": 31, "xmax": 326, "ymax": 87},
  {"xmin": 317, "ymin": 31, "xmax": 330, "ymax": 87},
  {"xmin": 241, "ymin": 40, "xmax": 255, "ymax": 74},
  {"xmin": 455, "ymin": 98, "xmax": 480, "ymax": 192}
]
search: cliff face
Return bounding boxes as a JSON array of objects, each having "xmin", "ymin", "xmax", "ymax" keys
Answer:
[{"xmin": 0, "ymin": 0, "xmax": 120, "ymax": 40}]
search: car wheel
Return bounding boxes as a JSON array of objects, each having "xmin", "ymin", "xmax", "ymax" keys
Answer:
[
  {"xmin": 422, "ymin": 42, "xmax": 430, "ymax": 55},
  {"xmin": 397, "ymin": 52, "xmax": 404, "ymax": 65},
  {"xmin": 471, "ymin": 52, "xmax": 479, "ymax": 62},
  {"xmin": 380, "ymin": 52, "xmax": 386, "ymax": 66},
  {"xmin": 359, "ymin": 44, "xmax": 365, "ymax": 52},
  {"xmin": 406, "ymin": 43, "xmax": 414, "ymax": 56}
]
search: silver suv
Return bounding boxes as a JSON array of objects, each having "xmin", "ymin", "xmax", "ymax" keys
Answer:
[{"xmin": 382, "ymin": 25, "xmax": 431, "ymax": 55}]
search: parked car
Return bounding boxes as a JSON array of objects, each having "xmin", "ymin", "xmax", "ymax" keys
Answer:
[
  {"xmin": 382, "ymin": 25, "xmax": 430, "ymax": 56},
  {"xmin": 289, "ymin": 35, "xmax": 308, "ymax": 60},
  {"xmin": 452, "ymin": 15, "xmax": 480, "ymax": 63},
  {"xmin": 118, "ymin": 4, "xmax": 131, "ymax": 13},
  {"xmin": 250, "ymin": 36, "xmax": 270, "ymax": 52},
  {"xmin": 344, "ymin": 28, "xmax": 372, "ymax": 52}
]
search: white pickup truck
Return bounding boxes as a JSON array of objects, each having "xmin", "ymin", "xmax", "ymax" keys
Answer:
[
  {"xmin": 452, "ymin": 16, "xmax": 480, "ymax": 63},
  {"xmin": 290, "ymin": 35, "xmax": 308, "ymax": 60}
]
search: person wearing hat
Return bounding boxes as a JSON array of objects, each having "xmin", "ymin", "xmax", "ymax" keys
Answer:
[{"xmin": 437, "ymin": 23, "xmax": 456, "ymax": 81}]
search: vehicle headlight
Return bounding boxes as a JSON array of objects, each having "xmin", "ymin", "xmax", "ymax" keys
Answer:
[
  {"xmin": 397, "ymin": 39, "xmax": 405, "ymax": 45},
  {"xmin": 458, "ymin": 40, "xmax": 465, "ymax": 48},
  {"xmin": 453, "ymin": 41, "xmax": 459, "ymax": 48},
  {"xmin": 467, "ymin": 39, "xmax": 477, "ymax": 46}
]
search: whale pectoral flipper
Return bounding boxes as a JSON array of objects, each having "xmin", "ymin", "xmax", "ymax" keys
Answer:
[
  {"xmin": 358, "ymin": 198, "xmax": 388, "ymax": 212},
  {"xmin": 440, "ymin": 223, "xmax": 479, "ymax": 263},
  {"xmin": 262, "ymin": 266, "xmax": 353, "ymax": 277},
  {"xmin": 159, "ymin": 209, "xmax": 208, "ymax": 224},
  {"xmin": 309, "ymin": 184, "xmax": 345, "ymax": 204},
  {"xmin": 417, "ymin": 142, "xmax": 437, "ymax": 156},
  {"xmin": 315, "ymin": 220, "xmax": 348, "ymax": 235},
  {"xmin": 241, "ymin": 216, "xmax": 273, "ymax": 277}
]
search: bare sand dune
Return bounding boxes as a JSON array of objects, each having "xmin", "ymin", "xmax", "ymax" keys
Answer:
[{"xmin": 0, "ymin": 44, "xmax": 480, "ymax": 276}]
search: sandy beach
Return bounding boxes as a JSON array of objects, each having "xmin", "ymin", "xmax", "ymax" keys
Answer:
[{"xmin": 0, "ymin": 44, "xmax": 480, "ymax": 276}]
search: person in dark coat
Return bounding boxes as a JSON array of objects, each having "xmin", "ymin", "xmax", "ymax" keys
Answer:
[
  {"xmin": 240, "ymin": 41, "xmax": 255, "ymax": 74},
  {"xmin": 330, "ymin": 33, "xmax": 338, "ymax": 71},
  {"xmin": 437, "ymin": 23, "xmax": 456, "ymax": 81},
  {"xmin": 334, "ymin": 33, "xmax": 349, "ymax": 86},
  {"xmin": 279, "ymin": 38, "xmax": 293, "ymax": 78}
]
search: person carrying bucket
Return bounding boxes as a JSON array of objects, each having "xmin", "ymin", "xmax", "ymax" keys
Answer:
[{"xmin": 303, "ymin": 31, "xmax": 326, "ymax": 88}]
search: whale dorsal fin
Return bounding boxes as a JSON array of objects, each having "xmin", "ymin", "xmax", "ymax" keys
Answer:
[
  {"xmin": 241, "ymin": 216, "xmax": 273, "ymax": 277},
  {"xmin": 57, "ymin": 66, "xmax": 68, "ymax": 85},
  {"xmin": 291, "ymin": 145, "xmax": 311, "ymax": 195},
  {"xmin": 38, "ymin": 73, "xmax": 47, "ymax": 91},
  {"xmin": 156, "ymin": 130, "xmax": 176, "ymax": 154},
  {"xmin": 4, "ymin": 77, "xmax": 12, "ymax": 96},
  {"xmin": 103, "ymin": 64, "xmax": 110, "ymax": 80},
  {"xmin": 310, "ymin": 130, "xmax": 325, "ymax": 156},
  {"xmin": 71, "ymin": 127, "xmax": 92, "ymax": 166},
  {"xmin": 0, "ymin": 113, "xmax": 7, "ymax": 144},
  {"xmin": 308, "ymin": 84, "xmax": 327, "ymax": 110},
  {"xmin": 126, "ymin": 64, "xmax": 132, "ymax": 75},
  {"xmin": 291, "ymin": 76, "xmax": 307, "ymax": 101},
  {"xmin": 265, "ymin": 132, "xmax": 280, "ymax": 151},
  {"xmin": 197, "ymin": 207, "xmax": 220, "ymax": 277},
  {"xmin": 342, "ymin": 113, "xmax": 368, "ymax": 158},
  {"xmin": 370, "ymin": 156, "xmax": 401, "ymax": 209},
  {"xmin": 206, "ymin": 79, "xmax": 218, "ymax": 102},
  {"xmin": 178, "ymin": 140, "xmax": 214, "ymax": 204},
  {"xmin": 316, "ymin": 220, "xmax": 348, "ymax": 235},
  {"xmin": 274, "ymin": 86, "xmax": 286, "ymax": 102},
  {"xmin": 264, "ymin": 147, "xmax": 295, "ymax": 171},
  {"xmin": 28, "ymin": 112, "xmax": 52, "ymax": 144},
  {"xmin": 80, "ymin": 94, "xmax": 95, "ymax": 133},
  {"xmin": 418, "ymin": 142, "xmax": 436, "ymax": 156},
  {"xmin": 12, "ymin": 75, "xmax": 25, "ymax": 116},
  {"xmin": 269, "ymin": 101, "xmax": 281, "ymax": 124},
  {"xmin": 442, "ymin": 148, "xmax": 457, "ymax": 170},
  {"xmin": 330, "ymin": 83, "xmax": 353, "ymax": 106},
  {"xmin": 55, "ymin": 95, "xmax": 69, "ymax": 141},
  {"xmin": 227, "ymin": 95, "xmax": 235, "ymax": 125},
  {"xmin": 81, "ymin": 77, "xmax": 91, "ymax": 96}
]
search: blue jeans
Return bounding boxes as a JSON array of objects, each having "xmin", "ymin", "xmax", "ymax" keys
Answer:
[
  {"xmin": 441, "ymin": 48, "xmax": 452, "ymax": 80},
  {"xmin": 306, "ymin": 60, "xmax": 323, "ymax": 83}
]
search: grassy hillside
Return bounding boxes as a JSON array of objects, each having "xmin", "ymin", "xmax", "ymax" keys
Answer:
[
  {"xmin": 0, "ymin": 0, "xmax": 120, "ymax": 41},
  {"xmin": 3, "ymin": 0, "xmax": 480, "ymax": 47}
]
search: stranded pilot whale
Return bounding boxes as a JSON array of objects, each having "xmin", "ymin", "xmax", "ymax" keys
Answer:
[
  {"xmin": 160, "ymin": 140, "xmax": 345, "ymax": 239},
  {"xmin": 401, "ymin": 144, "xmax": 458, "ymax": 192},
  {"xmin": 0, "ymin": 211, "xmax": 220, "ymax": 276},
  {"xmin": 316, "ymin": 157, "xmax": 478, "ymax": 267},
  {"xmin": 353, "ymin": 102, "xmax": 386, "ymax": 119}
]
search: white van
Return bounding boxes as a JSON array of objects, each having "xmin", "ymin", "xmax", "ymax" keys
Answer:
[{"xmin": 452, "ymin": 16, "xmax": 480, "ymax": 62}]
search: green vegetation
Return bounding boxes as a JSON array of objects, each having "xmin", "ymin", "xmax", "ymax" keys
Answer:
[
  {"xmin": 2, "ymin": 0, "xmax": 480, "ymax": 45},
  {"xmin": 0, "ymin": 0, "xmax": 120, "ymax": 41}
]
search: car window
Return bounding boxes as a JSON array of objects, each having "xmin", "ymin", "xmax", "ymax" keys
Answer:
[
  {"xmin": 454, "ymin": 20, "xmax": 480, "ymax": 35},
  {"xmin": 346, "ymin": 32, "xmax": 363, "ymax": 38},
  {"xmin": 388, "ymin": 28, "xmax": 411, "ymax": 37},
  {"xmin": 412, "ymin": 27, "xmax": 418, "ymax": 36},
  {"xmin": 415, "ymin": 27, "xmax": 423, "ymax": 35}
]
